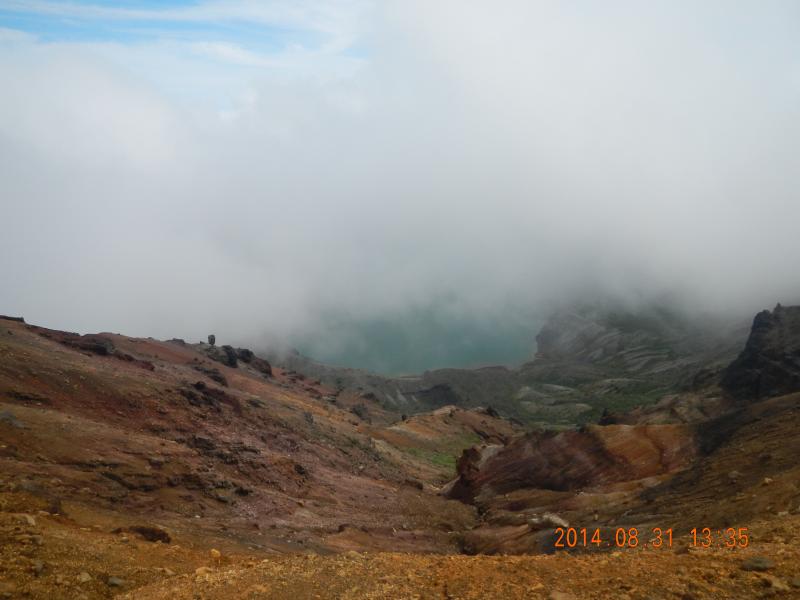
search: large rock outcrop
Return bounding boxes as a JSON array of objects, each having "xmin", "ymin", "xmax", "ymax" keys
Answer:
[
  {"xmin": 447, "ymin": 423, "xmax": 697, "ymax": 505},
  {"xmin": 535, "ymin": 312, "xmax": 662, "ymax": 364},
  {"xmin": 721, "ymin": 304, "xmax": 800, "ymax": 401}
]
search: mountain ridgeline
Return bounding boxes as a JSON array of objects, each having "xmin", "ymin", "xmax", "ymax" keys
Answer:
[{"xmin": 266, "ymin": 305, "xmax": 749, "ymax": 426}]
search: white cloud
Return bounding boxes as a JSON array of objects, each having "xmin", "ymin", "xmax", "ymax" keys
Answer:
[
  {"xmin": 1, "ymin": 0, "xmax": 799, "ymax": 350},
  {"xmin": 191, "ymin": 42, "xmax": 275, "ymax": 67},
  {"xmin": 0, "ymin": 27, "xmax": 37, "ymax": 44}
]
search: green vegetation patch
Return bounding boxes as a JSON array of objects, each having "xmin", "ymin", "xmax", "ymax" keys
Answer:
[
  {"xmin": 406, "ymin": 447, "xmax": 458, "ymax": 471},
  {"xmin": 402, "ymin": 432, "xmax": 482, "ymax": 474}
]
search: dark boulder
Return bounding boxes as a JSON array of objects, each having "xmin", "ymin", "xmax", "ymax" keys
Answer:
[
  {"xmin": 250, "ymin": 356, "xmax": 273, "ymax": 377},
  {"xmin": 482, "ymin": 405, "xmax": 500, "ymax": 418},
  {"xmin": 235, "ymin": 348, "xmax": 255, "ymax": 363},
  {"xmin": 208, "ymin": 334, "xmax": 216, "ymax": 346},
  {"xmin": 112, "ymin": 525, "xmax": 171, "ymax": 543},
  {"xmin": 598, "ymin": 407, "xmax": 621, "ymax": 425},
  {"xmin": 193, "ymin": 365, "xmax": 228, "ymax": 386},
  {"xmin": 350, "ymin": 404, "xmax": 369, "ymax": 421},
  {"xmin": 235, "ymin": 347, "xmax": 272, "ymax": 377},
  {"xmin": 188, "ymin": 435, "xmax": 217, "ymax": 454},
  {"xmin": 205, "ymin": 344, "xmax": 238, "ymax": 368},
  {"xmin": 221, "ymin": 345, "xmax": 238, "ymax": 367},
  {"xmin": 66, "ymin": 334, "xmax": 115, "ymax": 356},
  {"xmin": 0, "ymin": 410, "xmax": 25, "ymax": 429},
  {"xmin": 179, "ymin": 382, "xmax": 241, "ymax": 414}
]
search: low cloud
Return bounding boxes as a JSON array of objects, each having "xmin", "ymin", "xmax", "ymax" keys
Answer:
[{"xmin": 1, "ymin": 1, "xmax": 799, "ymax": 369}]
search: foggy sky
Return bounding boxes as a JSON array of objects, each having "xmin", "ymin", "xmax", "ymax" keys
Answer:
[{"xmin": 1, "ymin": 1, "xmax": 799, "ymax": 369}]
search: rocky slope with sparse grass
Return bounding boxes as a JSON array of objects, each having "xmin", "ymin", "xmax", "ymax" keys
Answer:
[
  {"xmin": 0, "ymin": 316, "xmax": 515, "ymax": 598},
  {"xmin": 1, "ymin": 304, "xmax": 798, "ymax": 599}
]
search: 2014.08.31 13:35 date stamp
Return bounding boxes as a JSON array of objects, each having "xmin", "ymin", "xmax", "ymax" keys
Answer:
[{"xmin": 553, "ymin": 527, "xmax": 750, "ymax": 550}]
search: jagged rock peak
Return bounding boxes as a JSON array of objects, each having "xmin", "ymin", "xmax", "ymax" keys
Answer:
[{"xmin": 721, "ymin": 304, "xmax": 800, "ymax": 401}]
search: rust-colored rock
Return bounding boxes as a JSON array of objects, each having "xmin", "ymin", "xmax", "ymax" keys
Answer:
[{"xmin": 448, "ymin": 423, "xmax": 697, "ymax": 504}]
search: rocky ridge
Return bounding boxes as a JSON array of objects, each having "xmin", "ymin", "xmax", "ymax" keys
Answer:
[
  {"xmin": 269, "ymin": 305, "xmax": 748, "ymax": 426},
  {"xmin": 442, "ymin": 304, "xmax": 800, "ymax": 556},
  {"xmin": 722, "ymin": 303, "xmax": 800, "ymax": 401}
]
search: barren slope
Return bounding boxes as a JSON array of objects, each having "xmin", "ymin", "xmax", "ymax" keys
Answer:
[{"xmin": 0, "ymin": 318, "xmax": 516, "ymax": 598}]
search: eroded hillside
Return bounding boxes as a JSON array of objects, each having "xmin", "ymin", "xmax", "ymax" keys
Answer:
[
  {"xmin": 0, "ymin": 317, "xmax": 515, "ymax": 598},
  {"xmin": 269, "ymin": 305, "xmax": 748, "ymax": 426},
  {"xmin": 1, "ymin": 306, "xmax": 799, "ymax": 599}
]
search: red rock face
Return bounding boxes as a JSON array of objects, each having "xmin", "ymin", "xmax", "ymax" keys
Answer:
[{"xmin": 448, "ymin": 424, "xmax": 697, "ymax": 504}]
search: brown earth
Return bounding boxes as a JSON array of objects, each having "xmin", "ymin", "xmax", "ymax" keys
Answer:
[
  {"xmin": 121, "ymin": 527, "xmax": 800, "ymax": 599},
  {"xmin": 0, "ymin": 318, "xmax": 512, "ymax": 597},
  {"xmin": 2, "ymin": 315, "xmax": 800, "ymax": 598}
]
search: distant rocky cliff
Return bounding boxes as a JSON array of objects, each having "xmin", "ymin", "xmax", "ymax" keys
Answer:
[
  {"xmin": 267, "ymin": 304, "xmax": 747, "ymax": 426},
  {"xmin": 722, "ymin": 304, "xmax": 800, "ymax": 400},
  {"xmin": 442, "ymin": 303, "xmax": 800, "ymax": 556}
]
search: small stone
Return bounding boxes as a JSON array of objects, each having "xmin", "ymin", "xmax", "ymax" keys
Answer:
[
  {"xmin": 528, "ymin": 512, "xmax": 569, "ymax": 530},
  {"xmin": 549, "ymin": 592, "xmax": 577, "ymax": 600},
  {"xmin": 762, "ymin": 477, "xmax": 774, "ymax": 485},
  {"xmin": 210, "ymin": 548, "xmax": 221, "ymax": 560},
  {"xmin": 31, "ymin": 559, "xmax": 45, "ymax": 576},
  {"xmin": 77, "ymin": 571, "xmax": 92, "ymax": 583},
  {"xmin": 761, "ymin": 575, "xmax": 789, "ymax": 591},
  {"xmin": 741, "ymin": 556, "xmax": 775, "ymax": 572},
  {"xmin": 19, "ymin": 514, "xmax": 36, "ymax": 527},
  {"xmin": 106, "ymin": 577, "xmax": 125, "ymax": 587},
  {"xmin": 195, "ymin": 566, "xmax": 213, "ymax": 576},
  {"xmin": 790, "ymin": 577, "xmax": 800, "ymax": 589},
  {"xmin": 163, "ymin": 567, "xmax": 175, "ymax": 576}
]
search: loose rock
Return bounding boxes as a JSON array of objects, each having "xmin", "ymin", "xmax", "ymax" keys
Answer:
[
  {"xmin": 77, "ymin": 571, "xmax": 92, "ymax": 583},
  {"xmin": 31, "ymin": 559, "xmax": 45, "ymax": 576},
  {"xmin": 741, "ymin": 556, "xmax": 775, "ymax": 572}
]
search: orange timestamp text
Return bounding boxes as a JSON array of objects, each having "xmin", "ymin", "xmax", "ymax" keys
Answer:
[{"xmin": 554, "ymin": 526, "xmax": 749, "ymax": 549}]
